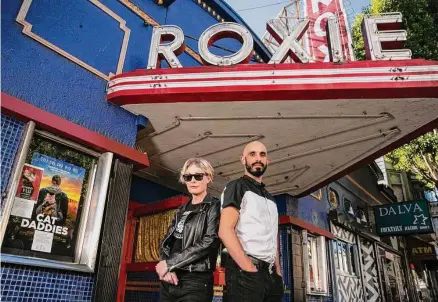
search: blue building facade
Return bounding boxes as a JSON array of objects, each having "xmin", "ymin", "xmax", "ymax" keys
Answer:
[
  {"xmin": 1, "ymin": 1, "xmax": 428, "ymax": 302},
  {"xmin": 1, "ymin": 1, "xmax": 270, "ymax": 301}
]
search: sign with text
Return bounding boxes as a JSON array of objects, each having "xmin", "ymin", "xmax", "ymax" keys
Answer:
[
  {"xmin": 374, "ymin": 200, "xmax": 433, "ymax": 236},
  {"xmin": 406, "ymin": 236, "xmax": 438, "ymax": 260},
  {"xmin": 304, "ymin": 0, "xmax": 353, "ymax": 62}
]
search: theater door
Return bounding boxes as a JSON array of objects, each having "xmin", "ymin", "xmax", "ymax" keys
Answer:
[{"xmin": 116, "ymin": 194, "xmax": 226, "ymax": 302}]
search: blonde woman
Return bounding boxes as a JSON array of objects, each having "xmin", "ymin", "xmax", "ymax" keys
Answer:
[{"xmin": 156, "ymin": 158, "xmax": 220, "ymax": 302}]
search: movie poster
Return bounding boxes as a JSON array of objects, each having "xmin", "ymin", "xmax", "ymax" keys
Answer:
[
  {"xmin": 15, "ymin": 164, "xmax": 44, "ymax": 201},
  {"xmin": 4, "ymin": 152, "xmax": 86, "ymax": 255},
  {"xmin": 11, "ymin": 164, "xmax": 44, "ymax": 219}
]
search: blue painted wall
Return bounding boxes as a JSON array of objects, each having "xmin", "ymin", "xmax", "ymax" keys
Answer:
[
  {"xmin": 276, "ymin": 165, "xmax": 390, "ymax": 235},
  {"xmin": 2, "ymin": 0, "xmax": 270, "ymax": 148},
  {"xmin": 2, "ymin": 0, "xmax": 138, "ymax": 146},
  {"xmin": 1, "ymin": 1, "xmax": 272, "ymax": 301},
  {"xmin": 276, "ymin": 190, "xmax": 331, "ymax": 231},
  {"xmin": 130, "ymin": 175, "xmax": 182, "ymax": 204}
]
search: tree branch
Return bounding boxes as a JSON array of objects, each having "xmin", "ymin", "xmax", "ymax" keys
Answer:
[
  {"xmin": 424, "ymin": 153, "xmax": 438, "ymax": 181},
  {"xmin": 411, "ymin": 162, "xmax": 435, "ymax": 185},
  {"xmin": 421, "ymin": 153, "xmax": 438, "ymax": 181}
]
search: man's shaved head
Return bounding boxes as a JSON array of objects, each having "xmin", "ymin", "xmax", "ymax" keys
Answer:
[
  {"xmin": 241, "ymin": 141, "xmax": 268, "ymax": 178},
  {"xmin": 243, "ymin": 141, "xmax": 267, "ymax": 157}
]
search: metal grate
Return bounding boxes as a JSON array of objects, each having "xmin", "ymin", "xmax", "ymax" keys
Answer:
[
  {"xmin": 93, "ymin": 160, "xmax": 133, "ymax": 302},
  {"xmin": 0, "ymin": 263, "xmax": 93, "ymax": 301},
  {"xmin": 125, "ymin": 290, "xmax": 160, "ymax": 302},
  {"xmin": 1, "ymin": 114, "xmax": 25, "ymax": 195},
  {"xmin": 125, "ymin": 271, "xmax": 161, "ymax": 302}
]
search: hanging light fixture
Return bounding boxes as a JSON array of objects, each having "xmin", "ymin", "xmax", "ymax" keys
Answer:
[
  {"xmin": 349, "ymin": 205, "xmax": 355, "ymax": 215},
  {"xmin": 355, "ymin": 209, "xmax": 368, "ymax": 224},
  {"xmin": 361, "ymin": 211, "xmax": 368, "ymax": 223},
  {"xmin": 345, "ymin": 201, "xmax": 355, "ymax": 216},
  {"xmin": 356, "ymin": 212, "xmax": 361, "ymax": 224}
]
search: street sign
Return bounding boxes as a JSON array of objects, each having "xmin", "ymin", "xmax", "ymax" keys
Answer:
[{"xmin": 374, "ymin": 200, "xmax": 434, "ymax": 236}]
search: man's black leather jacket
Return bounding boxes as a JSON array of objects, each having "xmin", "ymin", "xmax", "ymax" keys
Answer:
[{"xmin": 160, "ymin": 194, "xmax": 220, "ymax": 273}]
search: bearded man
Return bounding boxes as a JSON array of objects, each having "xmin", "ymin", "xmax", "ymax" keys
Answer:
[{"xmin": 219, "ymin": 141, "xmax": 284, "ymax": 302}]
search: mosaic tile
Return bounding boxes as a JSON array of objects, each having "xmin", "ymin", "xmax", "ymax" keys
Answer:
[
  {"xmin": 1, "ymin": 114, "xmax": 24, "ymax": 195},
  {"xmin": 0, "ymin": 263, "xmax": 94, "ymax": 301}
]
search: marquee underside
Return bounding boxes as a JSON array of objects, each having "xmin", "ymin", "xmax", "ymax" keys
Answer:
[{"xmin": 107, "ymin": 60, "xmax": 438, "ymax": 197}]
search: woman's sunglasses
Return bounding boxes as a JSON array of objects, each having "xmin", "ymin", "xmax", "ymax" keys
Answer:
[{"xmin": 183, "ymin": 173, "xmax": 207, "ymax": 182}]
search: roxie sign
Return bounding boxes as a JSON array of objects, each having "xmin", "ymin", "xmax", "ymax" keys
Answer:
[
  {"xmin": 374, "ymin": 200, "xmax": 433, "ymax": 236},
  {"xmin": 147, "ymin": 13, "xmax": 411, "ymax": 69}
]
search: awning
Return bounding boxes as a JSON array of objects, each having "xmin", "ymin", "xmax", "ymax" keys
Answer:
[{"xmin": 107, "ymin": 59, "xmax": 438, "ymax": 197}]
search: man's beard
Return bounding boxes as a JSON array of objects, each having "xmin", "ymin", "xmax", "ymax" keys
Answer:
[{"xmin": 245, "ymin": 161, "xmax": 267, "ymax": 177}]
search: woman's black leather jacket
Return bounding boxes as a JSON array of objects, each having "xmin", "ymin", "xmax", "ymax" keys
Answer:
[{"xmin": 160, "ymin": 195, "xmax": 220, "ymax": 273}]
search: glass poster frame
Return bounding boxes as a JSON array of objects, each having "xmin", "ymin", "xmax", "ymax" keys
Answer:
[{"xmin": 1, "ymin": 127, "xmax": 113, "ymax": 272}]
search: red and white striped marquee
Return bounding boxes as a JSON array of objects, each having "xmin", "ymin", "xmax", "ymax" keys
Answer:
[{"xmin": 107, "ymin": 60, "xmax": 438, "ymax": 196}]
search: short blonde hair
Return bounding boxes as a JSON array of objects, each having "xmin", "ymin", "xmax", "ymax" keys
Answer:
[{"xmin": 179, "ymin": 158, "xmax": 214, "ymax": 183}]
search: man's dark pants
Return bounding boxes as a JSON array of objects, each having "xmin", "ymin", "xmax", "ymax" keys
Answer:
[
  {"xmin": 160, "ymin": 271, "xmax": 213, "ymax": 302},
  {"xmin": 222, "ymin": 254, "xmax": 284, "ymax": 302}
]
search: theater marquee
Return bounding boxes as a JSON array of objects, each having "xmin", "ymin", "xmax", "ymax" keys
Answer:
[{"xmin": 106, "ymin": 13, "xmax": 438, "ymax": 197}]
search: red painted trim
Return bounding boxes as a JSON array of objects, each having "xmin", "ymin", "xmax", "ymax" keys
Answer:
[
  {"xmin": 118, "ymin": 196, "xmax": 188, "ymax": 296},
  {"xmin": 109, "ymin": 71, "xmax": 438, "ymax": 89},
  {"xmin": 108, "ymin": 59, "xmax": 438, "ymax": 105},
  {"xmin": 117, "ymin": 209, "xmax": 137, "ymax": 302},
  {"xmin": 1, "ymin": 92, "xmax": 149, "ymax": 169},
  {"xmin": 110, "ymin": 59, "xmax": 438, "ymax": 79},
  {"xmin": 128, "ymin": 201, "xmax": 143, "ymax": 211},
  {"xmin": 279, "ymin": 216, "xmax": 335, "ymax": 239},
  {"xmin": 109, "ymin": 85, "xmax": 438, "ymax": 105},
  {"xmin": 132, "ymin": 195, "xmax": 190, "ymax": 217},
  {"xmin": 126, "ymin": 262, "xmax": 158, "ymax": 272}
]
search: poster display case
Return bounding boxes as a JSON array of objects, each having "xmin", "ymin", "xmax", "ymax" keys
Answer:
[{"xmin": 1, "ymin": 126, "xmax": 112, "ymax": 272}]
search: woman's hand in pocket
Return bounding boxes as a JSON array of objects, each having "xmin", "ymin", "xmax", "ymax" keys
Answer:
[{"xmin": 163, "ymin": 272, "xmax": 179, "ymax": 285}]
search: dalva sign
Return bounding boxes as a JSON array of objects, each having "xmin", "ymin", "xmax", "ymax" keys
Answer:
[
  {"xmin": 374, "ymin": 200, "xmax": 433, "ymax": 236},
  {"xmin": 147, "ymin": 13, "xmax": 411, "ymax": 69},
  {"xmin": 378, "ymin": 203, "xmax": 423, "ymax": 217}
]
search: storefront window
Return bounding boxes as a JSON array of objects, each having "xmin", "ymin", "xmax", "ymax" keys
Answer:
[
  {"xmin": 333, "ymin": 240, "xmax": 339, "ymax": 269},
  {"xmin": 306, "ymin": 234, "xmax": 328, "ymax": 294},
  {"xmin": 388, "ymin": 172, "xmax": 406, "ymax": 202},
  {"xmin": 334, "ymin": 240, "xmax": 359, "ymax": 276},
  {"xmin": 1, "ymin": 130, "xmax": 112, "ymax": 272}
]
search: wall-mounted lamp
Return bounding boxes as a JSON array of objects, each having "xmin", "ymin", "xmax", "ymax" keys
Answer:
[
  {"xmin": 346, "ymin": 204, "xmax": 355, "ymax": 216},
  {"xmin": 356, "ymin": 209, "xmax": 368, "ymax": 224}
]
